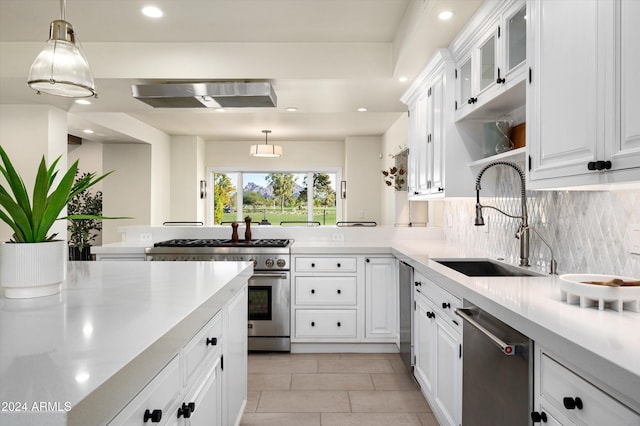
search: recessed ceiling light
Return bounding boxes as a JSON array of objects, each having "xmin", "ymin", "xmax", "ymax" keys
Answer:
[
  {"xmin": 83, "ymin": 129, "xmax": 94, "ymax": 134},
  {"xmin": 357, "ymin": 107, "xmax": 368, "ymax": 112},
  {"xmin": 399, "ymin": 76, "xmax": 408, "ymax": 83},
  {"xmin": 285, "ymin": 107, "xmax": 298, "ymax": 112},
  {"xmin": 438, "ymin": 10, "xmax": 454, "ymax": 20},
  {"xmin": 75, "ymin": 99, "xmax": 91, "ymax": 105},
  {"xmin": 142, "ymin": 6, "xmax": 163, "ymax": 18}
]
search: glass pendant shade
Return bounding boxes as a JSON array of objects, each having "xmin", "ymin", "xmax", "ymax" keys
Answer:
[
  {"xmin": 250, "ymin": 130, "xmax": 282, "ymax": 157},
  {"xmin": 27, "ymin": 20, "xmax": 96, "ymax": 98}
]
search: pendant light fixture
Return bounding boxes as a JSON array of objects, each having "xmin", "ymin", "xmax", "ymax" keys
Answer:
[
  {"xmin": 250, "ymin": 130, "xmax": 283, "ymax": 158},
  {"xmin": 27, "ymin": 0, "xmax": 97, "ymax": 98}
]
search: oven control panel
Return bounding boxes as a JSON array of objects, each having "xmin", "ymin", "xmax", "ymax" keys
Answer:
[{"xmin": 146, "ymin": 253, "xmax": 289, "ymax": 270}]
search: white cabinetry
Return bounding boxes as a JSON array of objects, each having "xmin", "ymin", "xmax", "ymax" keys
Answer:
[
  {"xmin": 364, "ymin": 257, "xmax": 398, "ymax": 340},
  {"xmin": 402, "ymin": 49, "xmax": 475, "ymax": 199},
  {"xmin": 412, "ymin": 272, "xmax": 462, "ymax": 426},
  {"xmin": 292, "ymin": 256, "xmax": 359, "ymax": 342},
  {"xmin": 109, "ymin": 285, "xmax": 247, "ymax": 426},
  {"xmin": 527, "ymin": 0, "xmax": 640, "ymax": 188},
  {"xmin": 453, "ymin": 0, "xmax": 527, "ymax": 121},
  {"xmin": 533, "ymin": 346, "xmax": 640, "ymax": 425},
  {"xmin": 291, "ymin": 254, "xmax": 398, "ymax": 349}
]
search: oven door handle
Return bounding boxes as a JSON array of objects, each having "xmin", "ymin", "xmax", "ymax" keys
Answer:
[{"xmin": 252, "ymin": 273, "xmax": 288, "ymax": 279}]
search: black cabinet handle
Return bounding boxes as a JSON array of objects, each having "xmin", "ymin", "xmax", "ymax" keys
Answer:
[
  {"xmin": 144, "ymin": 409, "xmax": 162, "ymax": 423},
  {"xmin": 588, "ymin": 160, "xmax": 613, "ymax": 171},
  {"xmin": 414, "ymin": 281, "xmax": 422, "ymax": 287},
  {"xmin": 563, "ymin": 397, "xmax": 583, "ymax": 410},
  {"xmin": 337, "ymin": 263, "xmax": 341, "ymax": 268},
  {"xmin": 311, "ymin": 321, "xmax": 315, "ymax": 327},
  {"xmin": 366, "ymin": 258, "xmax": 370, "ymax": 263},
  {"xmin": 426, "ymin": 311, "xmax": 435, "ymax": 319},
  {"xmin": 414, "ymin": 191, "xmax": 419, "ymax": 195},
  {"xmin": 337, "ymin": 289, "xmax": 341, "ymax": 294},
  {"xmin": 467, "ymin": 97, "xmax": 478, "ymax": 104},
  {"xmin": 206, "ymin": 337, "xmax": 217, "ymax": 346},
  {"xmin": 442, "ymin": 302, "xmax": 451, "ymax": 309},
  {"xmin": 177, "ymin": 402, "xmax": 195, "ymax": 419},
  {"xmin": 437, "ymin": 187, "xmax": 444, "ymax": 192},
  {"xmin": 496, "ymin": 68, "xmax": 506, "ymax": 84},
  {"xmin": 531, "ymin": 411, "xmax": 548, "ymax": 423},
  {"xmin": 337, "ymin": 322, "xmax": 341, "ymax": 327},
  {"xmin": 311, "ymin": 263, "xmax": 315, "ymax": 267},
  {"xmin": 311, "ymin": 289, "xmax": 315, "ymax": 294}
]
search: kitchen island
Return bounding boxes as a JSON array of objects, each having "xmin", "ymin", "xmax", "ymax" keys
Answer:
[{"xmin": 0, "ymin": 261, "xmax": 252, "ymax": 426}]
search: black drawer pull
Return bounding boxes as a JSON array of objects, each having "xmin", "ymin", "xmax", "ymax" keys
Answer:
[
  {"xmin": 414, "ymin": 281, "xmax": 422, "ymax": 287},
  {"xmin": 144, "ymin": 409, "xmax": 162, "ymax": 423},
  {"xmin": 337, "ymin": 263, "xmax": 341, "ymax": 268},
  {"xmin": 311, "ymin": 289, "xmax": 315, "ymax": 294},
  {"xmin": 311, "ymin": 321, "xmax": 315, "ymax": 327},
  {"xmin": 311, "ymin": 263, "xmax": 315, "ymax": 267},
  {"xmin": 426, "ymin": 311, "xmax": 435, "ymax": 319},
  {"xmin": 442, "ymin": 302, "xmax": 451, "ymax": 309},
  {"xmin": 337, "ymin": 322, "xmax": 341, "ymax": 327},
  {"xmin": 206, "ymin": 337, "xmax": 217, "ymax": 346},
  {"xmin": 531, "ymin": 411, "xmax": 547, "ymax": 423},
  {"xmin": 563, "ymin": 397, "xmax": 583, "ymax": 410},
  {"xmin": 177, "ymin": 402, "xmax": 195, "ymax": 419},
  {"xmin": 337, "ymin": 289, "xmax": 341, "ymax": 294}
]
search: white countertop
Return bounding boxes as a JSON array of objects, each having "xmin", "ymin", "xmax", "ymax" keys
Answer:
[
  {"xmin": 0, "ymin": 261, "xmax": 252, "ymax": 425},
  {"xmin": 390, "ymin": 240, "xmax": 640, "ymax": 410}
]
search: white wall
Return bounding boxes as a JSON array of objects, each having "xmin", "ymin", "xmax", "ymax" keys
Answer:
[
  {"xmin": 380, "ymin": 115, "xmax": 407, "ymax": 226},
  {"xmin": 102, "ymin": 143, "xmax": 152, "ymax": 244},
  {"xmin": 170, "ymin": 136, "xmax": 205, "ymax": 222},
  {"xmin": 0, "ymin": 105, "xmax": 67, "ymax": 242},
  {"xmin": 344, "ymin": 135, "xmax": 382, "ymax": 223}
]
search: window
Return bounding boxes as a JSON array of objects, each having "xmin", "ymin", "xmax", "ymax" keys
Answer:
[{"xmin": 210, "ymin": 171, "xmax": 338, "ymax": 226}]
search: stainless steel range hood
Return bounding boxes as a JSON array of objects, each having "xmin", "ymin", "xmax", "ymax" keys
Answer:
[{"xmin": 131, "ymin": 81, "xmax": 277, "ymax": 108}]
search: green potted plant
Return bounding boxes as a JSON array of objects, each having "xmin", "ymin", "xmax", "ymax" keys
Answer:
[
  {"xmin": 67, "ymin": 171, "xmax": 103, "ymax": 261},
  {"xmin": 0, "ymin": 145, "xmax": 113, "ymax": 298}
]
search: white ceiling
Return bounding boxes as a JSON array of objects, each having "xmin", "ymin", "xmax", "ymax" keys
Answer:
[{"xmin": 0, "ymin": 0, "xmax": 482, "ymax": 144}]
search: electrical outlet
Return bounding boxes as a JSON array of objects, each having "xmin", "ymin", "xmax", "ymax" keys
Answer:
[
  {"xmin": 631, "ymin": 224, "xmax": 640, "ymax": 255},
  {"xmin": 140, "ymin": 233, "xmax": 153, "ymax": 242},
  {"xmin": 332, "ymin": 233, "xmax": 344, "ymax": 242}
]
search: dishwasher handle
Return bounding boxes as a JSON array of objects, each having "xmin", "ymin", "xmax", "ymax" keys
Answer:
[{"xmin": 455, "ymin": 308, "xmax": 521, "ymax": 356}]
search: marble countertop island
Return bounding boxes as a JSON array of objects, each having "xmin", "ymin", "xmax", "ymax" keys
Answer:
[{"xmin": 0, "ymin": 261, "xmax": 252, "ymax": 425}]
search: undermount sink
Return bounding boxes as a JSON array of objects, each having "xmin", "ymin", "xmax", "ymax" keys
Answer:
[{"xmin": 434, "ymin": 259, "xmax": 543, "ymax": 277}]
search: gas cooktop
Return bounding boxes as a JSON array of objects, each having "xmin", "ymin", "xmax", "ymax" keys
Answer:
[{"xmin": 153, "ymin": 238, "xmax": 291, "ymax": 248}]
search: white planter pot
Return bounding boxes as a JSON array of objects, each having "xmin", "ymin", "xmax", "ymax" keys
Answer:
[{"xmin": 0, "ymin": 240, "xmax": 66, "ymax": 298}]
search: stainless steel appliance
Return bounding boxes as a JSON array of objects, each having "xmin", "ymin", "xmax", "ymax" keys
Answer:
[
  {"xmin": 455, "ymin": 303, "xmax": 532, "ymax": 426},
  {"xmin": 398, "ymin": 261, "xmax": 414, "ymax": 371},
  {"xmin": 145, "ymin": 238, "xmax": 292, "ymax": 352}
]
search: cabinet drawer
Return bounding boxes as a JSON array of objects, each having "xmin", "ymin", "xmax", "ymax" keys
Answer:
[
  {"xmin": 183, "ymin": 310, "xmax": 223, "ymax": 387},
  {"xmin": 108, "ymin": 356, "xmax": 180, "ymax": 425},
  {"xmin": 295, "ymin": 309, "xmax": 357, "ymax": 338},
  {"xmin": 295, "ymin": 276, "xmax": 357, "ymax": 305},
  {"xmin": 540, "ymin": 354, "xmax": 640, "ymax": 424},
  {"xmin": 295, "ymin": 257, "xmax": 357, "ymax": 273},
  {"xmin": 414, "ymin": 274, "xmax": 462, "ymax": 330}
]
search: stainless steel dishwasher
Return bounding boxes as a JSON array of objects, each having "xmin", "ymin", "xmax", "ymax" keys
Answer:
[{"xmin": 455, "ymin": 303, "xmax": 532, "ymax": 426}]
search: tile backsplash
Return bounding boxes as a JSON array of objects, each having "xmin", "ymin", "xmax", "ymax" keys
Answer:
[{"xmin": 442, "ymin": 177, "xmax": 640, "ymax": 277}]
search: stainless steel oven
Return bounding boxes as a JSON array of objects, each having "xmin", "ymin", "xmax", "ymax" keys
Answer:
[
  {"xmin": 248, "ymin": 271, "xmax": 290, "ymax": 351},
  {"xmin": 145, "ymin": 238, "xmax": 292, "ymax": 352}
]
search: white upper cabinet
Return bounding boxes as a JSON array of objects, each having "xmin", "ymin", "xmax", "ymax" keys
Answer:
[
  {"xmin": 527, "ymin": 0, "xmax": 640, "ymax": 188},
  {"xmin": 453, "ymin": 0, "xmax": 527, "ymax": 121},
  {"xmin": 402, "ymin": 49, "xmax": 476, "ymax": 199}
]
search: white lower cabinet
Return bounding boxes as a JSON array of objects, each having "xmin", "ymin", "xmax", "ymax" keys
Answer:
[
  {"xmin": 533, "ymin": 347, "xmax": 640, "ymax": 425},
  {"xmin": 292, "ymin": 255, "xmax": 398, "ymax": 345},
  {"xmin": 413, "ymin": 272, "xmax": 462, "ymax": 426},
  {"xmin": 108, "ymin": 284, "xmax": 247, "ymax": 426},
  {"xmin": 364, "ymin": 257, "xmax": 398, "ymax": 340}
]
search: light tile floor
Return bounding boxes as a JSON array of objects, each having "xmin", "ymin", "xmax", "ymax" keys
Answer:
[{"xmin": 241, "ymin": 352, "xmax": 439, "ymax": 426}]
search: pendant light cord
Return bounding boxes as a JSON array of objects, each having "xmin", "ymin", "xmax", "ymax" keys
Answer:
[{"xmin": 60, "ymin": 0, "xmax": 65, "ymax": 20}]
